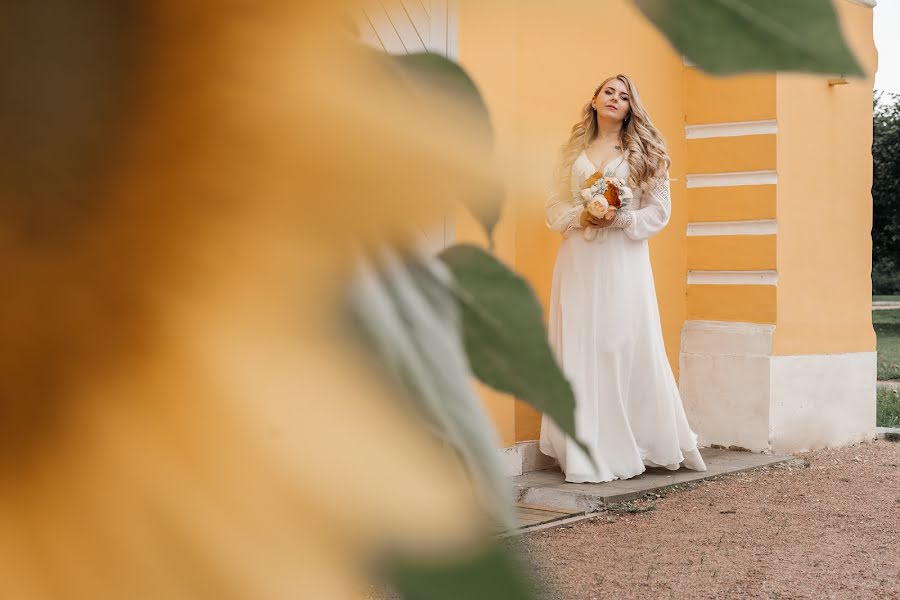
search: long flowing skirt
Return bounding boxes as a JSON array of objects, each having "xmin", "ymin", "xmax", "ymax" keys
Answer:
[{"xmin": 539, "ymin": 230, "xmax": 705, "ymax": 483}]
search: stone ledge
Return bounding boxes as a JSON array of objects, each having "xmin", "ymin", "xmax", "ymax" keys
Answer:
[
  {"xmin": 511, "ymin": 447, "xmax": 792, "ymax": 513},
  {"xmin": 498, "ymin": 440, "xmax": 558, "ymax": 477}
]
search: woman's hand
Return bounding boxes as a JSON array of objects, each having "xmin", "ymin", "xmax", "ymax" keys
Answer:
[
  {"xmin": 579, "ymin": 210, "xmax": 594, "ymax": 228},
  {"xmin": 593, "ymin": 208, "xmax": 617, "ymax": 228},
  {"xmin": 580, "ymin": 207, "xmax": 617, "ymax": 228}
]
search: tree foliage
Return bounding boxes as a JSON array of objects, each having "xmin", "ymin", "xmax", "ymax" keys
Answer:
[{"xmin": 873, "ymin": 92, "xmax": 900, "ymax": 294}]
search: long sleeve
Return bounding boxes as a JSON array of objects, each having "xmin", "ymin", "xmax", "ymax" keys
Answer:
[
  {"xmin": 610, "ymin": 172, "xmax": 671, "ymax": 240},
  {"xmin": 544, "ymin": 174, "xmax": 584, "ymax": 236}
]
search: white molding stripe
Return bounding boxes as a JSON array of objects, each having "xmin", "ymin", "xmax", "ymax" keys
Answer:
[
  {"xmin": 844, "ymin": 0, "xmax": 875, "ymax": 7},
  {"xmin": 682, "ymin": 319, "xmax": 776, "ymax": 337},
  {"xmin": 688, "ymin": 270, "xmax": 779, "ymax": 285},
  {"xmin": 686, "ymin": 120, "xmax": 777, "ymax": 139},
  {"xmin": 687, "ymin": 219, "xmax": 777, "ymax": 236},
  {"xmin": 687, "ymin": 171, "xmax": 777, "ymax": 188}
]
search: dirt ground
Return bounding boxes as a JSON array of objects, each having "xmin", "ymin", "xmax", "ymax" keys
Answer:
[{"xmin": 511, "ymin": 439, "xmax": 900, "ymax": 599}]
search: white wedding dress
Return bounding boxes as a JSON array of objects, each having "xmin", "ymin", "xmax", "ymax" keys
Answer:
[{"xmin": 539, "ymin": 150, "xmax": 706, "ymax": 483}]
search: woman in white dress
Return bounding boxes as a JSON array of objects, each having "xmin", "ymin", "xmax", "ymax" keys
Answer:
[{"xmin": 539, "ymin": 74, "xmax": 707, "ymax": 483}]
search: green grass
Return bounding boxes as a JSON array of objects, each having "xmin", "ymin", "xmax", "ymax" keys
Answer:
[
  {"xmin": 874, "ymin": 295, "xmax": 900, "ymax": 303},
  {"xmin": 875, "ymin": 308, "xmax": 900, "ymax": 381},
  {"xmin": 877, "ymin": 386, "xmax": 900, "ymax": 428}
]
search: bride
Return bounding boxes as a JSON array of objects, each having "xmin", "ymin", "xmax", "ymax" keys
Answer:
[{"xmin": 539, "ymin": 74, "xmax": 707, "ymax": 483}]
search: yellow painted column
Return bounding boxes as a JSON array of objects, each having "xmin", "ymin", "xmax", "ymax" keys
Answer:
[
  {"xmin": 771, "ymin": 0, "xmax": 878, "ymax": 355},
  {"xmin": 678, "ymin": 0, "xmax": 878, "ymax": 453}
]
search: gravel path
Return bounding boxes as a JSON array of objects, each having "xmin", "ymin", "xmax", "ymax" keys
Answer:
[{"xmin": 511, "ymin": 440, "xmax": 900, "ymax": 599}]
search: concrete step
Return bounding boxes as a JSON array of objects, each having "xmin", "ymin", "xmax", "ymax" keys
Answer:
[{"xmin": 512, "ymin": 447, "xmax": 792, "ymax": 513}]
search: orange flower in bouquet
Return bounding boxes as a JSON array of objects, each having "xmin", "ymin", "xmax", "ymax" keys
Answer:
[
  {"xmin": 579, "ymin": 172, "xmax": 632, "ymax": 222},
  {"xmin": 584, "ymin": 172, "xmax": 621, "ymax": 208}
]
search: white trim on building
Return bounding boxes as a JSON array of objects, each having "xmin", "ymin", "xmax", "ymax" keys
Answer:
[
  {"xmin": 687, "ymin": 270, "xmax": 779, "ymax": 285},
  {"xmin": 686, "ymin": 171, "xmax": 778, "ymax": 188},
  {"xmin": 686, "ymin": 120, "xmax": 778, "ymax": 139},
  {"xmin": 687, "ymin": 219, "xmax": 778, "ymax": 236}
]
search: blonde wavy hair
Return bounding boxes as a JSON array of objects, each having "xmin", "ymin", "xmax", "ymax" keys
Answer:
[{"xmin": 554, "ymin": 74, "xmax": 670, "ymax": 199}]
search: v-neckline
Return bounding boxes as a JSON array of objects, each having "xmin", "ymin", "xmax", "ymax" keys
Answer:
[{"xmin": 581, "ymin": 149, "xmax": 625, "ymax": 174}]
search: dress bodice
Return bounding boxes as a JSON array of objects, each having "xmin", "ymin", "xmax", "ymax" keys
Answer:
[{"xmin": 574, "ymin": 150, "xmax": 627, "ymax": 179}]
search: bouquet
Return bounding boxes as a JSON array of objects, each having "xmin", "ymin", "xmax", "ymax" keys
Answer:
[{"xmin": 578, "ymin": 170, "xmax": 633, "ymax": 240}]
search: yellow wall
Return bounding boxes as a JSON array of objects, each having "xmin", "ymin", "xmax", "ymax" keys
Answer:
[
  {"xmin": 451, "ymin": 0, "xmax": 521, "ymax": 446},
  {"xmin": 688, "ymin": 185, "xmax": 777, "ymax": 222},
  {"xmin": 771, "ymin": 0, "xmax": 877, "ymax": 355},
  {"xmin": 683, "ymin": 70, "xmax": 779, "ymax": 326},
  {"xmin": 457, "ymin": 0, "xmax": 688, "ymax": 444},
  {"xmin": 685, "ymin": 70, "xmax": 776, "ymax": 124},
  {"xmin": 687, "ymin": 236, "xmax": 777, "ymax": 271},
  {"xmin": 687, "ymin": 285, "xmax": 777, "ymax": 324},
  {"xmin": 686, "ymin": 135, "xmax": 777, "ymax": 174}
]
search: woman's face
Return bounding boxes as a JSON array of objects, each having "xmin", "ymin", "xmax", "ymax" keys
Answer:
[{"xmin": 593, "ymin": 79, "xmax": 631, "ymax": 124}]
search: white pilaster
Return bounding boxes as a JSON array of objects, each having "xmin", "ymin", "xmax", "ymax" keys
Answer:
[{"xmin": 679, "ymin": 320, "xmax": 877, "ymax": 453}]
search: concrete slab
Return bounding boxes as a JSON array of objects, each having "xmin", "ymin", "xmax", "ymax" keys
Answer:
[
  {"xmin": 512, "ymin": 447, "xmax": 791, "ymax": 513},
  {"xmin": 876, "ymin": 426, "xmax": 900, "ymax": 440}
]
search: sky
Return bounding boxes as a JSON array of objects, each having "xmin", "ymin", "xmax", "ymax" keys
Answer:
[{"xmin": 874, "ymin": 1, "xmax": 900, "ymax": 94}]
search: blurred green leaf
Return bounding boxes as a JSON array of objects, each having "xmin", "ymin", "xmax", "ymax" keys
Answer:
[
  {"xmin": 633, "ymin": 0, "xmax": 864, "ymax": 76},
  {"xmin": 390, "ymin": 53, "xmax": 490, "ymax": 123},
  {"xmin": 390, "ymin": 52, "xmax": 503, "ymax": 243},
  {"xmin": 347, "ymin": 245, "xmax": 514, "ymax": 529},
  {"xmin": 384, "ymin": 542, "xmax": 538, "ymax": 600},
  {"xmin": 439, "ymin": 244, "xmax": 593, "ymax": 465}
]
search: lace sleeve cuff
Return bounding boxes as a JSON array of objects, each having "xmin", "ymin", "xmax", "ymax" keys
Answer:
[
  {"xmin": 565, "ymin": 207, "xmax": 585, "ymax": 234},
  {"xmin": 611, "ymin": 209, "xmax": 634, "ymax": 231}
]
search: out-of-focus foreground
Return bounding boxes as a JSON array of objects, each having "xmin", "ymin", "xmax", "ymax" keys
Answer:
[{"xmin": 0, "ymin": 2, "xmax": 503, "ymax": 597}]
